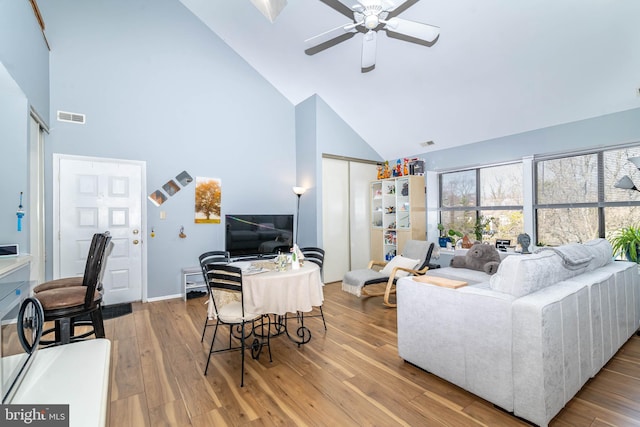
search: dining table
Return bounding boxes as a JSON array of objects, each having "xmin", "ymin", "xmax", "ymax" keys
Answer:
[{"xmin": 209, "ymin": 260, "xmax": 325, "ymax": 348}]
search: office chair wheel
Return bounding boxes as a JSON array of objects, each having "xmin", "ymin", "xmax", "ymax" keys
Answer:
[{"xmin": 17, "ymin": 297, "xmax": 44, "ymax": 354}]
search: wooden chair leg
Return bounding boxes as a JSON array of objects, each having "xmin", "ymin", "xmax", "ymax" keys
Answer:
[{"xmin": 383, "ymin": 278, "xmax": 397, "ymax": 308}]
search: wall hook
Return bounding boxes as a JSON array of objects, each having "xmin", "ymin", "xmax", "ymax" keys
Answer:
[{"xmin": 179, "ymin": 226, "xmax": 186, "ymax": 239}]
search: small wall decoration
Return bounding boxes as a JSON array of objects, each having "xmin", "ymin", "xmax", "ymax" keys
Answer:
[
  {"xmin": 148, "ymin": 190, "xmax": 167, "ymax": 207},
  {"xmin": 195, "ymin": 177, "xmax": 222, "ymax": 224},
  {"xmin": 162, "ymin": 179, "xmax": 180, "ymax": 196},
  {"xmin": 176, "ymin": 171, "xmax": 193, "ymax": 186}
]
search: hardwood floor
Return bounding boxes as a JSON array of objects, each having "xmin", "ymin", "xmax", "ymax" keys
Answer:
[{"xmin": 106, "ymin": 282, "xmax": 640, "ymax": 426}]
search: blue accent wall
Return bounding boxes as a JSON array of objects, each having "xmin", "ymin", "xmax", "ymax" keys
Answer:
[
  {"xmin": 295, "ymin": 95, "xmax": 382, "ymax": 247},
  {"xmin": 0, "ymin": 0, "xmax": 49, "ymax": 121},
  {"xmin": 0, "ymin": 0, "xmax": 49, "ymax": 256},
  {"xmin": 421, "ymin": 108, "xmax": 640, "ymax": 171}
]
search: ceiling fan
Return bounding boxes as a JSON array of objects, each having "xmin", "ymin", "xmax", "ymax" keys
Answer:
[{"xmin": 305, "ymin": 0, "xmax": 440, "ymax": 70}]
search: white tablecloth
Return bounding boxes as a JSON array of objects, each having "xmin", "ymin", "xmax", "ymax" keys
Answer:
[
  {"xmin": 207, "ymin": 262, "xmax": 324, "ymax": 318},
  {"xmin": 242, "ymin": 263, "xmax": 324, "ymax": 315}
]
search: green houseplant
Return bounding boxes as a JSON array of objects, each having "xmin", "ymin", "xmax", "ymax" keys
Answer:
[{"xmin": 609, "ymin": 225, "xmax": 640, "ymax": 263}]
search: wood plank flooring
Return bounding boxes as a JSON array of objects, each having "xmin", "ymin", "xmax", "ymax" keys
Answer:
[{"xmin": 106, "ymin": 282, "xmax": 640, "ymax": 426}]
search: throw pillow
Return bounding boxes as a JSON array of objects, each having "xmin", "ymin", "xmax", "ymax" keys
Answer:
[{"xmin": 381, "ymin": 255, "xmax": 420, "ymax": 278}]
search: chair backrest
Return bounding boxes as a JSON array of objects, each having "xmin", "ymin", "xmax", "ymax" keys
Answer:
[
  {"xmin": 202, "ymin": 264, "xmax": 245, "ymax": 318},
  {"xmin": 401, "ymin": 240, "xmax": 435, "ymax": 271},
  {"xmin": 300, "ymin": 247, "xmax": 325, "ymax": 270},
  {"xmin": 82, "ymin": 232, "xmax": 112, "ymax": 308}
]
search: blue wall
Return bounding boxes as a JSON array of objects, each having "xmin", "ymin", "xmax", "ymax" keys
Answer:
[
  {"xmin": 422, "ymin": 108, "xmax": 640, "ymax": 171},
  {"xmin": 0, "ymin": 0, "xmax": 49, "ymax": 256},
  {"xmin": 0, "ymin": 0, "xmax": 49, "ymax": 121},
  {"xmin": 295, "ymin": 95, "xmax": 382, "ymax": 247},
  {"xmin": 39, "ymin": 0, "xmax": 299, "ymax": 299}
]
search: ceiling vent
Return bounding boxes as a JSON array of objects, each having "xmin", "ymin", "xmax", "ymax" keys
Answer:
[
  {"xmin": 57, "ymin": 110, "xmax": 85, "ymax": 124},
  {"xmin": 420, "ymin": 140, "xmax": 435, "ymax": 147}
]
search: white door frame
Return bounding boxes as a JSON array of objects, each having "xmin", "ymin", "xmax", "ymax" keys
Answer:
[
  {"xmin": 29, "ymin": 109, "xmax": 47, "ymax": 283},
  {"xmin": 52, "ymin": 153, "xmax": 148, "ymax": 302}
]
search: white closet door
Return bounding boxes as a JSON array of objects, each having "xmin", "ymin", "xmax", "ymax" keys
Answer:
[
  {"xmin": 322, "ymin": 158, "xmax": 350, "ymax": 283},
  {"xmin": 350, "ymin": 162, "xmax": 377, "ymax": 269}
]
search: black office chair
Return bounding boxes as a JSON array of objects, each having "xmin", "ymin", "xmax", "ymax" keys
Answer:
[
  {"xmin": 299, "ymin": 247, "xmax": 327, "ymax": 330},
  {"xmin": 202, "ymin": 263, "xmax": 271, "ymax": 387},
  {"xmin": 198, "ymin": 250, "xmax": 230, "ymax": 342},
  {"xmin": 36, "ymin": 232, "xmax": 112, "ymax": 345}
]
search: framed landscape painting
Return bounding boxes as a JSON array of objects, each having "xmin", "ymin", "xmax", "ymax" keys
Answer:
[{"xmin": 194, "ymin": 177, "xmax": 221, "ymax": 224}]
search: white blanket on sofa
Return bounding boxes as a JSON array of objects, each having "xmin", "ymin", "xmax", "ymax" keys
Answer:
[{"xmin": 535, "ymin": 243, "xmax": 593, "ymax": 270}]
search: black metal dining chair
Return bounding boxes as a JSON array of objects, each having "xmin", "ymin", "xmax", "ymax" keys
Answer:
[
  {"xmin": 299, "ymin": 247, "xmax": 327, "ymax": 330},
  {"xmin": 202, "ymin": 263, "xmax": 271, "ymax": 387},
  {"xmin": 198, "ymin": 250, "xmax": 230, "ymax": 342}
]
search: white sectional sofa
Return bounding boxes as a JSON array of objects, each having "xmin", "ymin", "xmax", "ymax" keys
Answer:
[{"xmin": 396, "ymin": 239, "xmax": 640, "ymax": 427}]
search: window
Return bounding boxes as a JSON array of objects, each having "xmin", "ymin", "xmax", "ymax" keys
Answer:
[
  {"xmin": 439, "ymin": 163, "xmax": 523, "ymax": 245},
  {"xmin": 534, "ymin": 145, "xmax": 640, "ymax": 245}
]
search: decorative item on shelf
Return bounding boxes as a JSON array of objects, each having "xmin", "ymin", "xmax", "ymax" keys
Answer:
[
  {"xmin": 376, "ymin": 164, "xmax": 383, "ymax": 179},
  {"xmin": 608, "ymin": 225, "xmax": 640, "ymax": 263},
  {"xmin": 387, "ymin": 221, "xmax": 396, "ymax": 230},
  {"xmin": 408, "ymin": 158, "xmax": 425, "ymax": 176},
  {"xmin": 461, "ymin": 235, "xmax": 473, "ymax": 249},
  {"xmin": 393, "ymin": 159, "xmax": 402, "ymax": 177},
  {"xmin": 516, "ymin": 233, "xmax": 531, "ymax": 254},
  {"xmin": 614, "ymin": 157, "xmax": 640, "ymax": 192},
  {"xmin": 386, "ymin": 206, "xmax": 395, "ymax": 214},
  {"xmin": 401, "ymin": 182, "xmax": 409, "ymax": 196},
  {"xmin": 383, "ymin": 161, "xmax": 392, "ymax": 178},
  {"xmin": 403, "ymin": 158, "xmax": 409, "ymax": 176}
]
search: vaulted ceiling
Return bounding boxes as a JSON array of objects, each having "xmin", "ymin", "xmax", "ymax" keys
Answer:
[{"xmin": 180, "ymin": 0, "xmax": 640, "ymax": 160}]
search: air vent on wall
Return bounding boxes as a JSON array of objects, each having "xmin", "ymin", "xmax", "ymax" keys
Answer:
[{"xmin": 57, "ymin": 110, "xmax": 85, "ymax": 124}]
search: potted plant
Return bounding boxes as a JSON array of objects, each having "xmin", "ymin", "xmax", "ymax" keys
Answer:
[
  {"xmin": 473, "ymin": 216, "xmax": 495, "ymax": 242},
  {"xmin": 609, "ymin": 225, "xmax": 640, "ymax": 263},
  {"xmin": 437, "ymin": 223, "xmax": 463, "ymax": 248}
]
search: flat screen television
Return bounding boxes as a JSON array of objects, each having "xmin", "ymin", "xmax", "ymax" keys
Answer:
[{"xmin": 225, "ymin": 214, "xmax": 294, "ymax": 257}]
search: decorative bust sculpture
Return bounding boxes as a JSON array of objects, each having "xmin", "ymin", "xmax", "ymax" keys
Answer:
[{"xmin": 517, "ymin": 233, "xmax": 531, "ymax": 254}]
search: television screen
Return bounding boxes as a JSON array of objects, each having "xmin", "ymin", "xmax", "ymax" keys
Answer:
[{"xmin": 225, "ymin": 214, "xmax": 294, "ymax": 257}]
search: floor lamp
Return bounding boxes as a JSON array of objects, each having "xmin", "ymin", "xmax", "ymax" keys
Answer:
[{"xmin": 293, "ymin": 186, "xmax": 306, "ymax": 244}]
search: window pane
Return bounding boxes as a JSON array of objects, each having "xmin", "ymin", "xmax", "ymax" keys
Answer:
[
  {"xmin": 536, "ymin": 154, "xmax": 598, "ymax": 204},
  {"xmin": 441, "ymin": 170, "xmax": 476, "ymax": 207},
  {"xmin": 536, "ymin": 208, "xmax": 598, "ymax": 245},
  {"xmin": 440, "ymin": 210, "xmax": 475, "ymax": 237},
  {"xmin": 479, "ymin": 210, "xmax": 523, "ymax": 246},
  {"xmin": 480, "ymin": 164, "xmax": 523, "ymax": 206},
  {"xmin": 604, "ymin": 206, "xmax": 640, "ymax": 237},
  {"xmin": 604, "ymin": 147, "xmax": 640, "ymax": 202}
]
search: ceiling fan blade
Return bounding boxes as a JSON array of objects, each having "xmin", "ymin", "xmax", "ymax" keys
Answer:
[
  {"xmin": 319, "ymin": 0, "xmax": 357, "ymax": 18},
  {"xmin": 361, "ymin": 30, "xmax": 377, "ymax": 69},
  {"xmin": 305, "ymin": 23, "xmax": 358, "ymax": 48},
  {"xmin": 384, "ymin": 17, "xmax": 440, "ymax": 42}
]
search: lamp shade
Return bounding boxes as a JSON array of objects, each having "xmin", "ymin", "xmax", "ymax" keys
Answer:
[
  {"xmin": 293, "ymin": 186, "xmax": 306, "ymax": 196},
  {"xmin": 614, "ymin": 175, "xmax": 638, "ymax": 191}
]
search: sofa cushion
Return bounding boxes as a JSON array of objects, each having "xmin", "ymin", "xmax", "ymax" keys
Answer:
[
  {"xmin": 381, "ymin": 255, "xmax": 420, "ymax": 278},
  {"xmin": 583, "ymin": 238, "xmax": 613, "ymax": 270},
  {"xmin": 490, "ymin": 251, "xmax": 574, "ymax": 297}
]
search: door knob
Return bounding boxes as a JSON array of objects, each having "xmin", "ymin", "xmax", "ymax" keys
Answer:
[
  {"xmin": 133, "ymin": 229, "xmax": 139, "ymax": 235},
  {"xmin": 133, "ymin": 239, "xmax": 139, "ymax": 245}
]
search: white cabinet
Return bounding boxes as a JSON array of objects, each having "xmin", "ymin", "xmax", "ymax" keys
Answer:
[{"xmin": 370, "ymin": 175, "xmax": 426, "ymax": 261}]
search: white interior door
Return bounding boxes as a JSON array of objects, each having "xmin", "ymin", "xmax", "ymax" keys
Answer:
[
  {"xmin": 54, "ymin": 154, "xmax": 146, "ymax": 305},
  {"xmin": 349, "ymin": 162, "xmax": 377, "ymax": 269},
  {"xmin": 322, "ymin": 158, "xmax": 377, "ymax": 283},
  {"xmin": 322, "ymin": 158, "xmax": 350, "ymax": 283}
]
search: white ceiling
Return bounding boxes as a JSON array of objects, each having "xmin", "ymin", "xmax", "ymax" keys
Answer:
[{"xmin": 180, "ymin": 0, "xmax": 640, "ymax": 160}]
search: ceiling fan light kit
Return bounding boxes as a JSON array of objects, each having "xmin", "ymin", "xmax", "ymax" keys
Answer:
[{"xmin": 305, "ymin": 0, "xmax": 439, "ymax": 70}]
